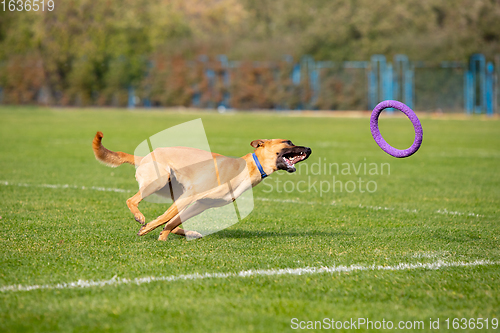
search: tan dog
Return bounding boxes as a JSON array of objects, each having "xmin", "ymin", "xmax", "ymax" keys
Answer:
[{"xmin": 93, "ymin": 132, "xmax": 311, "ymax": 240}]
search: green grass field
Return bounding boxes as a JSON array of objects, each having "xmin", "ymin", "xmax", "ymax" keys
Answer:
[{"xmin": 0, "ymin": 107, "xmax": 499, "ymax": 332}]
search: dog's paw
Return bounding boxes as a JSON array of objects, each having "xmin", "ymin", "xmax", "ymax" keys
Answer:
[
  {"xmin": 158, "ymin": 230, "xmax": 170, "ymax": 241},
  {"xmin": 134, "ymin": 213, "xmax": 145, "ymax": 225},
  {"xmin": 137, "ymin": 225, "xmax": 147, "ymax": 236},
  {"xmin": 185, "ymin": 230, "xmax": 203, "ymax": 240}
]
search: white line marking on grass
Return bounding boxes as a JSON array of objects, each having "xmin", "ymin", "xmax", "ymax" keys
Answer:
[
  {"xmin": 0, "ymin": 181, "xmax": 133, "ymax": 193},
  {"xmin": 1, "ymin": 181, "xmax": 485, "ymax": 217},
  {"xmin": 1, "ymin": 260, "xmax": 497, "ymax": 293},
  {"xmin": 358, "ymin": 204, "xmax": 394, "ymax": 211},
  {"xmin": 257, "ymin": 197, "xmax": 444, "ymax": 216},
  {"xmin": 257, "ymin": 198, "xmax": 416, "ymax": 213},
  {"xmin": 436, "ymin": 208, "xmax": 484, "ymax": 217},
  {"xmin": 256, "ymin": 197, "xmax": 320, "ymax": 206}
]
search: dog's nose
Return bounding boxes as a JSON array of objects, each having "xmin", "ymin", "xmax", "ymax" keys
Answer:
[{"xmin": 305, "ymin": 147, "xmax": 312, "ymax": 155}]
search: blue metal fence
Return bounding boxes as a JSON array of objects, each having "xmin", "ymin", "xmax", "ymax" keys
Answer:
[
  {"xmin": 146, "ymin": 53, "xmax": 494, "ymax": 113},
  {"xmin": 0, "ymin": 52, "xmax": 496, "ymax": 113}
]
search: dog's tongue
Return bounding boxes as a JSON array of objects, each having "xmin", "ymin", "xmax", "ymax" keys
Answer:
[
  {"xmin": 283, "ymin": 157, "xmax": 298, "ymax": 171},
  {"xmin": 284, "ymin": 153, "xmax": 306, "ymax": 167}
]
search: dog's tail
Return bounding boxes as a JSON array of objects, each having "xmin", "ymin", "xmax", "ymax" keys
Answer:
[{"xmin": 92, "ymin": 132, "xmax": 143, "ymax": 167}]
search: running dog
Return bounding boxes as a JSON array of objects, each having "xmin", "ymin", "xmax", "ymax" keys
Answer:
[{"xmin": 92, "ymin": 132, "xmax": 311, "ymax": 240}]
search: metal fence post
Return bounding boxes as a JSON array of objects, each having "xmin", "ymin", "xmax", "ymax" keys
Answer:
[
  {"xmin": 405, "ymin": 67, "xmax": 414, "ymax": 110},
  {"xmin": 292, "ymin": 63, "xmax": 301, "ymax": 85},
  {"xmin": 495, "ymin": 55, "xmax": 500, "ymax": 115},
  {"xmin": 486, "ymin": 62, "xmax": 494, "ymax": 116},
  {"xmin": 369, "ymin": 55, "xmax": 392, "ymax": 110},
  {"xmin": 143, "ymin": 60, "xmax": 153, "ymax": 108},
  {"xmin": 128, "ymin": 86, "xmax": 135, "ymax": 109},
  {"xmin": 217, "ymin": 55, "xmax": 231, "ymax": 109},
  {"xmin": 368, "ymin": 69, "xmax": 376, "ymax": 110},
  {"xmin": 393, "ymin": 54, "xmax": 413, "ymax": 109},
  {"xmin": 205, "ymin": 66, "xmax": 216, "ymax": 109},
  {"xmin": 469, "ymin": 54, "xmax": 486, "ymax": 114},
  {"xmin": 385, "ymin": 62, "xmax": 393, "ymax": 102},
  {"xmin": 464, "ymin": 70, "xmax": 473, "ymax": 114},
  {"xmin": 291, "ymin": 61, "xmax": 302, "ymax": 110},
  {"xmin": 302, "ymin": 55, "xmax": 319, "ymax": 110}
]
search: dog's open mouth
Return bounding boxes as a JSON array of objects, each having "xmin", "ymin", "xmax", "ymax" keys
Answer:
[
  {"xmin": 277, "ymin": 146, "xmax": 312, "ymax": 172},
  {"xmin": 282, "ymin": 151, "xmax": 308, "ymax": 169}
]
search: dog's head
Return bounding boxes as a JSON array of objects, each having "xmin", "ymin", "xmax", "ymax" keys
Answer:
[{"xmin": 251, "ymin": 139, "xmax": 312, "ymax": 173}]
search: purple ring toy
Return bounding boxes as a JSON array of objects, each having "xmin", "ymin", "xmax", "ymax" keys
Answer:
[{"xmin": 370, "ymin": 100, "xmax": 423, "ymax": 158}]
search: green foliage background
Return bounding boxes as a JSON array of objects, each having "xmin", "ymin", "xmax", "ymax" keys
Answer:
[{"xmin": 0, "ymin": 0, "xmax": 499, "ymax": 106}]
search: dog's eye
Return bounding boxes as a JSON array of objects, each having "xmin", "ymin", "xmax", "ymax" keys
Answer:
[{"xmin": 286, "ymin": 140, "xmax": 294, "ymax": 146}]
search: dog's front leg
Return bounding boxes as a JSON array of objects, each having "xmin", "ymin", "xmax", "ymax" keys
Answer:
[{"xmin": 137, "ymin": 196, "xmax": 192, "ymax": 236}]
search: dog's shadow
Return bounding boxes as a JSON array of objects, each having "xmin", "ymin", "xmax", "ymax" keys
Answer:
[
  {"xmin": 146, "ymin": 228, "xmax": 352, "ymax": 240},
  {"xmin": 210, "ymin": 228, "xmax": 352, "ymax": 239}
]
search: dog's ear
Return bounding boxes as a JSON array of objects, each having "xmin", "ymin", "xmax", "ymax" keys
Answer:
[{"xmin": 250, "ymin": 139, "xmax": 267, "ymax": 148}]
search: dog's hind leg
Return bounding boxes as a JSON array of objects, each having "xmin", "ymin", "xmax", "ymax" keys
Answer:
[
  {"xmin": 158, "ymin": 201, "xmax": 208, "ymax": 240},
  {"xmin": 170, "ymin": 228, "xmax": 203, "ymax": 240},
  {"xmin": 127, "ymin": 162, "xmax": 171, "ymax": 225},
  {"xmin": 126, "ymin": 191, "xmax": 147, "ymax": 224}
]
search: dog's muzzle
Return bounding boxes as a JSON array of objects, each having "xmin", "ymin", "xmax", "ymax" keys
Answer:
[{"xmin": 276, "ymin": 146, "xmax": 312, "ymax": 173}]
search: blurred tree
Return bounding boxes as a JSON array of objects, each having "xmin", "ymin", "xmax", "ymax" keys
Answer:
[{"xmin": 0, "ymin": 0, "xmax": 498, "ymax": 106}]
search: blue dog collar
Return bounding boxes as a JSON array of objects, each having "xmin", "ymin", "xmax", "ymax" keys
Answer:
[{"xmin": 252, "ymin": 153, "xmax": 268, "ymax": 179}]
